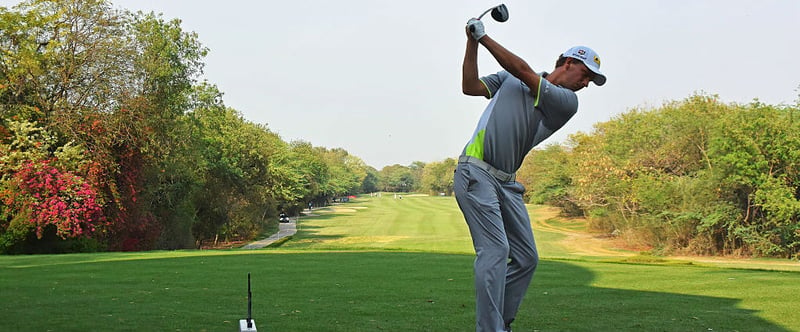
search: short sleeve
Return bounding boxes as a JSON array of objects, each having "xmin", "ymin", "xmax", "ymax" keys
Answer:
[
  {"xmin": 479, "ymin": 71, "xmax": 510, "ymax": 99},
  {"xmin": 537, "ymin": 79, "xmax": 578, "ymax": 129}
]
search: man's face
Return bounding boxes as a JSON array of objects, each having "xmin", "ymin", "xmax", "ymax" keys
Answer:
[{"xmin": 563, "ymin": 59, "xmax": 595, "ymax": 92}]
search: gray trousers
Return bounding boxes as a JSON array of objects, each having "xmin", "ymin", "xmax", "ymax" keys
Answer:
[{"xmin": 454, "ymin": 162, "xmax": 539, "ymax": 332}]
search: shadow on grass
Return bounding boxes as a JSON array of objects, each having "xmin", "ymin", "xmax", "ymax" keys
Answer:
[
  {"xmin": 262, "ymin": 253, "xmax": 787, "ymax": 331},
  {"xmin": 525, "ymin": 261, "xmax": 785, "ymax": 331},
  {"xmin": 280, "ymin": 214, "xmax": 350, "ymax": 246},
  {"xmin": 0, "ymin": 251, "xmax": 790, "ymax": 331},
  {"xmin": 299, "ymin": 212, "xmax": 341, "ymax": 221}
]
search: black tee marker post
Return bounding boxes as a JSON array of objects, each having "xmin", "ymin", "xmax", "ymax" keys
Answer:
[{"xmin": 239, "ymin": 273, "xmax": 257, "ymax": 332}]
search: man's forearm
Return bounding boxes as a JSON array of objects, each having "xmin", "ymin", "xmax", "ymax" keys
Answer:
[
  {"xmin": 462, "ymin": 38, "xmax": 484, "ymax": 96},
  {"xmin": 479, "ymin": 36, "xmax": 531, "ymax": 78},
  {"xmin": 479, "ymin": 35, "xmax": 540, "ymax": 93}
]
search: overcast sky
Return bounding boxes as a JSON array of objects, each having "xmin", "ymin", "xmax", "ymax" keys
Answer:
[{"xmin": 4, "ymin": 1, "xmax": 799, "ymax": 169}]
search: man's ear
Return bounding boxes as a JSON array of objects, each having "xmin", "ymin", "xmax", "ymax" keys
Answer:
[{"xmin": 561, "ymin": 57, "xmax": 572, "ymax": 70}]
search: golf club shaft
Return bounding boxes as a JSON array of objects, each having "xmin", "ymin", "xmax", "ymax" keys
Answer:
[
  {"xmin": 470, "ymin": 10, "xmax": 490, "ymax": 33},
  {"xmin": 477, "ymin": 7, "xmax": 493, "ymax": 20},
  {"xmin": 469, "ymin": 5, "xmax": 501, "ymax": 32}
]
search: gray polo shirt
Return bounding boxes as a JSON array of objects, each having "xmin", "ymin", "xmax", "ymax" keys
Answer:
[{"xmin": 461, "ymin": 70, "xmax": 578, "ymax": 173}]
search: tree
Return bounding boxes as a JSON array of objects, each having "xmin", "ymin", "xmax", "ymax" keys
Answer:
[
  {"xmin": 187, "ymin": 82, "xmax": 302, "ymax": 245},
  {"xmin": 0, "ymin": 0, "xmax": 390, "ymax": 252},
  {"xmin": 316, "ymin": 147, "xmax": 368, "ymax": 199},
  {"xmin": 0, "ymin": 0, "xmax": 132, "ymax": 117},
  {"xmin": 1, "ymin": 0, "xmax": 209, "ymax": 251},
  {"xmin": 360, "ymin": 166, "xmax": 379, "ymax": 193},
  {"xmin": 420, "ymin": 158, "xmax": 456, "ymax": 195},
  {"xmin": 517, "ymin": 144, "xmax": 580, "ymax": 215},
  {"xmin": 708, "ymin": 100, "xmax": 800, "ymax": 257},
  {"xmin": 553, "ymin": 94, "xmax": 800, "ymax": 257},
  {"xmin": 289, "ymin": 141, "xmax": 329, "ymax": 208},
  {"xmin": 0, "ymin": 120, "xmax": 107, "ymax": 253},
  {"xmin": 379, "ymin": 164, "xmax": 418, "ymax": 192}
]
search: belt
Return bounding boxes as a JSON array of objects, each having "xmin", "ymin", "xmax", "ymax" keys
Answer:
[{"xmin": 458, "ymin": 156, "xmax": 516, "ymax": 182}]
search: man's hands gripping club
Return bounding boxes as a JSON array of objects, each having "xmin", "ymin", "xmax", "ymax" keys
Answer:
[
  {"xmin": 467, "ymin": 4, "xmax": 508, "ymax": 41},
  {"xmin": 463, "ymin": 14, "xmax": 542, "ymax": 98},
  {"xmin": 467, "ymin": 18, "xmax": 485, "ymax": 41}
]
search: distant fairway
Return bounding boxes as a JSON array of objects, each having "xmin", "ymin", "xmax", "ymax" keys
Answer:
[
  {"xmin": 1, "ymin": 194, "xmax": 799, "ymax": 331},
  {"xmin": 283, "ymin": 194, "xmax": 475, "ymax": 253},
  {"xmin": 285, "ymin": 194, "xmax": 800, "ymax": 270},
  {"xmin": 280, "ymin": 194, "xmax": 592, "ymax": 258}
]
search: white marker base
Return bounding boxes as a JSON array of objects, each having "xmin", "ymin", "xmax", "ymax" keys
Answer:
[{"xmin": 239, "ymin": 319, "xmax": 257, "ymax": 332}]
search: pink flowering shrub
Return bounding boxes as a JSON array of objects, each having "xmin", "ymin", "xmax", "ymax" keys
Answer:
[{"xmin": 2, "ymin": 159, "xmax": 107, "ymax": 239}]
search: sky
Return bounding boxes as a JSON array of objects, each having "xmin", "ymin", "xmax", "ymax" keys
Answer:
[{"xmin": 4, "ymin": 1, "xmax": 800, "ymax": 169}]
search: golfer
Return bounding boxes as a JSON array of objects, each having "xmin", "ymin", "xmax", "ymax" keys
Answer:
[{"xmin": 454, "ymin": 18, "xmax": 606, "ymax": 332}]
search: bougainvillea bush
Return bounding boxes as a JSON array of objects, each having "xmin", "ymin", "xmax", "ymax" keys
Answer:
[
  {"xmin": 0, "ymin": 119, "xmax": 109, "ymax": 252},
  {"xmin": 3, "ymin": 159, "xmax": 107, "ymax": 239}
]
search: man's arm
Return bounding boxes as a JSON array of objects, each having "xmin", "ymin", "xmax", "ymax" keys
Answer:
[
  {"xmin": 478, "ymin": 35, "xmax": 541, "ymax": 96},
  {"xmin": 462, "ymin": 29, "xmax": 488, "ymax": 97}
]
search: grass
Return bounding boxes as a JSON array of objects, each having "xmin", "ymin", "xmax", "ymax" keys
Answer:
[
  {"xmin": 283, "ymin": 195, "xmax": 474, "ymax": 253},
  {"xmin": 1, "ymin": 194, "xmax": 799, "ymax": 331}
]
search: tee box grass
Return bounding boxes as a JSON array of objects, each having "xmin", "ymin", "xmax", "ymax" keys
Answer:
[{"xmin": 1, "ymin": 193, "xmax": 798, "ymax": 331}]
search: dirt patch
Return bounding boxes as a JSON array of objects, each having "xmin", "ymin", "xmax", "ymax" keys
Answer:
[
  {"xmin": 199, "ymin": 240, "xmax": 246, "ymax": 250},
  {"xmin": 321, "ymin": 206, "xmax": 368, "ymax": 213},
  {"xmin": 531, "ymin": 206, "xmax": 800, "ymax": 271},
  {"xmin": 331, "ymin": 236, "xmax": 409, "ymax": 245},
  {"xmin": 331, "ymin": 208, "xmax": 358, "ymax": 213},
  {"xmin": 532, "ymin": 206, "xmax": 635, "ymax": 257}
]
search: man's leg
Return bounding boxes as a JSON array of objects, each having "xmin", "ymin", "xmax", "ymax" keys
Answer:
[
  {"xmin": 499, "ymin": 181, "xmax": 539, "ymax": 329},
  {"xmin": 454, "ymin": 163, "xmax": 508, "ymax": 332}
]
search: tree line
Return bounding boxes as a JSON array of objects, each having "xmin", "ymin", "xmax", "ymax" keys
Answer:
[
  {"xmin": 0, "ymin": 0, "xmax": 386, "ymax": 253},
  {"xmin": 517, "ymin": 94, "xmax": 800, "ymax": 259},
  {"xmin": 289, "ymin": 92, "xmax": 800, "ymax": 260},
  {"xmin": 3, "ymin": 1, "xmax": 798, "ymax": 258},
  {"xmin": 317, "ymin": 105, "xmax": 798, "ymax": 260},
  {"xmin": 385, "ymin": 94, "xmax": 800, "ymax": 259}
]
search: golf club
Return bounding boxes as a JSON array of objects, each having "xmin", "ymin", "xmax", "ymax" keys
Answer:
[{"xmin": 469, "ymin": 4, "xmax": 509, "ymax": 32}]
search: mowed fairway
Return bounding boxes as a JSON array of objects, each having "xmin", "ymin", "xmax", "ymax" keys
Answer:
[
  {"xmin": 1, "ymin": 194, "xmax": 799, "ymax": 331},
  {"xmin": 282, "ymin": 194, "xmax": 475, "ymax": 253},
  {"xmin": 280, "ymin": 194, "xmax": 579, "ymax": 257}
]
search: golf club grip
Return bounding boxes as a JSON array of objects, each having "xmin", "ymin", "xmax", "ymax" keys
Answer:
[{"xmin": 469, "ymin": 25, "xmax": 475, "ymax": 32}]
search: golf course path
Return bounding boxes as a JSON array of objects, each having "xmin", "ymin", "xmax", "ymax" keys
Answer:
[{"xmin": 241, "ymin": 220, "xmax": 297, "ymax": 249}]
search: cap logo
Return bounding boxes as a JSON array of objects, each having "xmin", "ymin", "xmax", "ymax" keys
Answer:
[
  {"xmin": 593, "ymin": 56, "xmax": 601, "ymax": 66},
  {"xmin": 571, "ymin": 49, "xmax": 588, "ymax": 60}
]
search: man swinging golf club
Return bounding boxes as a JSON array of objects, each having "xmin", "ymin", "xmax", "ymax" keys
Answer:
[{"xmin": 454, "ymin": 6, "xmax": 606, "ymax": 332}]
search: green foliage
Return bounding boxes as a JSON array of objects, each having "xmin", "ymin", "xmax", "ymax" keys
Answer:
[
  {"xmin": 360, "ymin": 166, "xmax": 379, "ymax": 193},
  {"xmin": 317, "ymin": 147, "xmax": 368, "ymax": 196},
  {"xmin": 518, "ymin": 94, "xmax": 800, "ymax": 258},
  {"xmin": 0, "ymin": 119, "xmax": 109, "ymax": 252},
  {"xmin": 420, "ymin": 158, "xmax": 456, "ymax": 195},
  {"xmin": 0, "ymin": 1, "xmax": 375, "ymax": 253},
  {"xmin": 379, "ymin": 163, "xmax": 420, "ymax": 192},
  {"xmin": 186, "ymin": 82, "xmax": 299, "ymax": 244},
  {"xmin": 518, "ymin": 145, "xmax": 581, "ymax": 215}
]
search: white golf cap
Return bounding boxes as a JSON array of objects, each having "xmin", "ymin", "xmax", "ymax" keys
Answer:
[{"xmin": 562, "ymin": 46, "xmax": 606, "ymax": 86}]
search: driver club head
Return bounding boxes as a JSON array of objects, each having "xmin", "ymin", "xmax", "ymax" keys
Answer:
[
  {"xmin": 491, "ymin": 4, "xmax": 509, "ymax": 23},
  {"xmin": 471, "ymin": 4, "xmax": 509, "ymax": 33}
]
